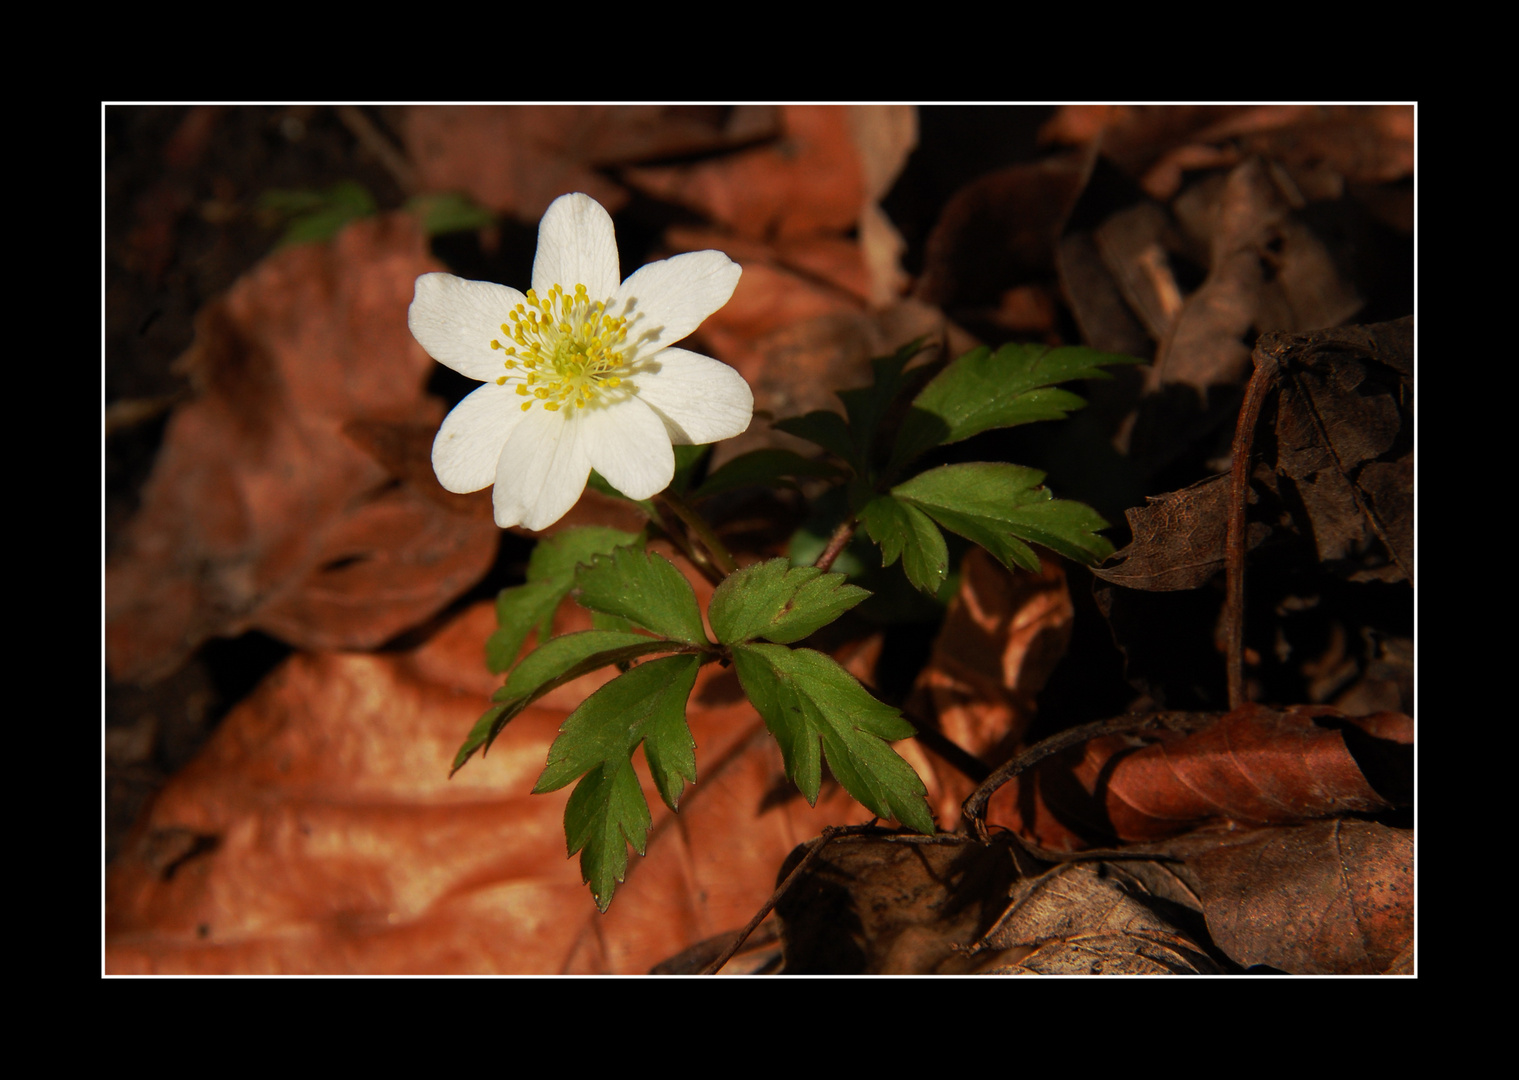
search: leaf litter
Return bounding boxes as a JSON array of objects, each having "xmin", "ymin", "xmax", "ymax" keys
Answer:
[{"xmin": 106, "ymin": 105, "xmax": 1413, "ymax": 974}]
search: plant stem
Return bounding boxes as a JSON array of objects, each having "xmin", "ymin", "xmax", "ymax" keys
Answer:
[
  {"xmin": 814, "ymin": 518, "xmax": 857, "ymax": 573},
  {"xmin": 656, "ymin": 488, "xmax": 737, "ymax": 579}
]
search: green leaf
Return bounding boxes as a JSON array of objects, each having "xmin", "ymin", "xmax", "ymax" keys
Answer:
[
  {"xmin": 574, "ymin": 547, "xmax": 709, "ymax": 646},
  {"xmin": 535, "ymin": 655, "xmax": 702, "ymax": 912},
  {"xmin": 836, "ymin": 338, "xmax": 930, "ymax": 466},
  {"xmin": 893, "ymin": 463, "xmax": 1115, "ymax": 573},
  {"xmin": 858, "ymin": 495, "xmax": 951, "ymax": 594},
  {"xmin": 730, "ymin": 644, "xmax": 933, "ymax": 834},
  {"xmin": 534, "ymin": 655, "xmax": 700, "ymax": 805},
  {"xmin": 890, "ymin": 343, "xmax": 1143, "ymax": 473},
  {"xmin": 485, "ymin": 527, "xmax": 642, "ymax": 673},
  {"xmin": 708, "ymin": 558, "xmax": 870, "ymax": 645},
  {"xmin": 261, "ymin": 180, "xmax": 378, "ymax": 248},
  {"xmin": 405, "ymin": 191, "xmax": 495, "ymax": 236},
  {"xmin": 694, "ymin": 449, "xmax": 844, "ymax": 498},
  {"xmin": 586, "ymin": 469, "xmax": 656, "ymax": 516},
  {"xmin": 452, "ymin": 631, "xmax": 680, "ymax": 775},
  {"xmin": 773, "ymin": 410, "xmax": 857, "ymax": 467},
  {"xmin": 562, "ymin": 760, "xmax": 650, "ymax": 913}
]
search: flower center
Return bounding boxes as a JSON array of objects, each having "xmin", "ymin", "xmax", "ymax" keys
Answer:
[{"xmin": 489, "ymin": 283, "xmax": 632, "ymax": 412}]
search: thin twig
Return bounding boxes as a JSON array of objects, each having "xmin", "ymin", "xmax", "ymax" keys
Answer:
[
  {"xmin": 961, "ymin": 714, "xmax": 1170, "ymax": 842},
  {"xmin": 333, "ymin": 106, "xmax": 418, "ymax": 196},
  {"xmin": 699, "ymin": 822, "xmax": 876, "ymax": 974},
  {"xmin": 1225, "ymin": 355, "xmax": 1277, "ymax": 710}
]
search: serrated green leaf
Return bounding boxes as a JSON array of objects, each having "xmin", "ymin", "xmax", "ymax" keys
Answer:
[
  {"xmin": 486, "ymin": 528, "xmax": 643, "ymax": 673},
  {"xmin": 486, "ymin": 582, "xmax": 563, "ymax": 673},
  {"xmin": 890, "ymin": 343, "xmax": 1143, "ymax": 473},
  {"xmin": 893, "ymin": 463, "xmax": 1115, "ymax": 573},
  {"xmin": 574, "ymin": 547, "xmax": 709, "ymax": 645},
  {"xmin": 709, "ymin": 558, "xmax": 869, "ymax": 645},
  {"xmin": 453, "ymin": 631, "xmax": 683, "ymax": 775},
  {"xmin": 451, "ymin": 701, "xmax": 509, "ymax": 775},
  {"xmin": 730, "ymin": 644, "xmax": 933, "ymax": 834},
  {"xmin": 773, "ymin": 410, "xmax": 857, "ymax": 466},
  {"xmin": 534, "ymin": 654, "xmax": 701, "ymax": 807},
  {"xmin": 858, "ymin": 495, "xmax": 950, "ymax": 594},
  {"xmin": 527, "ymin": 527, "xmax": 644, "ymax": 585},
  {"xmin": 536, "ymin": 654, "xmax": 702, "ymax": 912},
  {"xmin": 694, "ymin": 449, "xmax": 844, "ymax": 498},
  {"xmin": 562, "ymin": 759, "xmax": 650, "ymax": 912},
  {"xmin": 709, "ymin": 560, "xmax": 866, "ymax": 646}
]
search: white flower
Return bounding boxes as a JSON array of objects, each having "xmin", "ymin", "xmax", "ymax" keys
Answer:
[{"xmin": 408, "ymin": 193, "xmax": 751, "ymax": 530}]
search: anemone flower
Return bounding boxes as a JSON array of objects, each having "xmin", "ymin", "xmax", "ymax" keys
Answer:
[{"xmin": 408, "ymin": 193, "xmax": 751, "ymax": 530}]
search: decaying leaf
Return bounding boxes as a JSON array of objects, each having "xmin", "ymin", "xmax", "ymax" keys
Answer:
[
  {"xmin": 105, "ymin": 563, "xmax": 891, "ymax": 974},
  {"xmin": 1162, "ymin": 819, "xmax": 1413, "ymax": 974},
  {"xmin": 105, "ymin": 213, "xmax": 499, "ymax": 685},
  {"xmin": 971, "ymin": 860, "xmax": 1222, "ymax": 975}
]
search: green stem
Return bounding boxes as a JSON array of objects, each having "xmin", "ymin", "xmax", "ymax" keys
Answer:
[{"xmin": 656, "ymin": 488, "xmax": 737, "ymax": 579}]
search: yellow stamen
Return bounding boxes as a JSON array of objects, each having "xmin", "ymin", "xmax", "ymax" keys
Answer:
[{"xmin": 485, "ymin": 282, "xmax": 635, "ymax": 414}]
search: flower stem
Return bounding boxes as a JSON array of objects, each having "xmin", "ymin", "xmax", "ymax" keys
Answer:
[
  {"xmin": 813, "ymin": 518, "xmax": 857, "ymax": 573},
  {"xmin": 655, "ymin": 489, "xmax": 738, "ymax": 579}
]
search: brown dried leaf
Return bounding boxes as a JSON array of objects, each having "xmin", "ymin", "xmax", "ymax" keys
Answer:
[
  {"xmin": 105, "ymin": 213, "xmax": 499, "ymax": 684},
  {"xmin": 916, "ymin": 151, "xmax": 1094, "ymax": 312},
  {"xmin": 989, "ymin": 704, "xmax": 1412, "ymax": 852},
  {"xmin": 908, "ymin": 549, "xmax": 1074, "ymax": 823},
  {"xmin": 400, "ymin": 105, "xmax": 778, "ymax": 223},
  {"xmin": 1167, "ymin": 819, "xmax": 1413, "ymax": 974},
  {"xmin": 972, "ymin": 860, "xmax": 1222, "ymax": 975},
  {"xmin": 1096, "ymin": 316, "xmax": 1413, "ymax": 590},
  {"xmin": 105, "ymin": 564, "xmax": 891, "ymax": 974},
  {"xmin": 774, "ymin": 833, "xmax": 1029, "ymax": 974},
  {"xmin": 624, "ymin": 105, "xmax": 868, "ymax": 241}
]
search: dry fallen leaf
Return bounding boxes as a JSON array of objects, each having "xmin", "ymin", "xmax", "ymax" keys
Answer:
[
  {"xmin": 987, "ymin": 703, "xmax": 1412, "ymax": 853},
  {"xmin": 105, "ymin": 560, "xmax": 896, "ymax": 974},
  {"xmin": 105, "ymin": 213, "xmax": 500, "ymax": 685}
]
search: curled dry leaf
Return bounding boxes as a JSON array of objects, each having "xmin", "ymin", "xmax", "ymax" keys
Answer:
[
  {"xmin": 988, "ymin": 703, "xmax": 1412, "ymax": 853},
  {"xmin": 105, "ymin": 213, "xmax": 500, "ymax": 685},
  {"xmin": 105, "ymin": 559, "xmax": 890, "ymax": 974}
]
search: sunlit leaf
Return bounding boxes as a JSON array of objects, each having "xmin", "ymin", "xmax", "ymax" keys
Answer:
[
  {"xmin": 574, "ymin": 547, "xmax": 710, "ymax": 646},
  {"xmin": 731, "ymin": 644, "xmax": 933, "ymax": 834},
  {"xmin": 708, "ymin": 558, "xmax": 870, "ymax": 645},
  {"xmin": 890, "ymin": 343, "xmax": 1142, "ymax": 473},
  {"xmin": 893, "ymin": 463, "xmax": 1115, "ymax": 573}
]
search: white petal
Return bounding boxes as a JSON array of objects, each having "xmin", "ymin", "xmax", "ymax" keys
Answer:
[
  {"xmin": 492, "ymin": 406, "xmax": 592, "ymax": 530},
  {"xmin": 531, "ymin": 193, "xmax": 621, "ymax": 300},
  {"xmin": 612, "ymin": 251, "xmax": 741, "ymax": 359},
  {"xmin": 432, "ymin": 383, "xmax": 530, "ymax": 493},
  {"xmin": 632, "ymin": 348, "xmax": 754, "ymax": 445},
  {"xmin": 582, "ymin": 396, "xmax": 675, "ymax": 501},
  {"xmin": 409, "ymin": 273, "xmax": 527, "ymax": 382}
]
